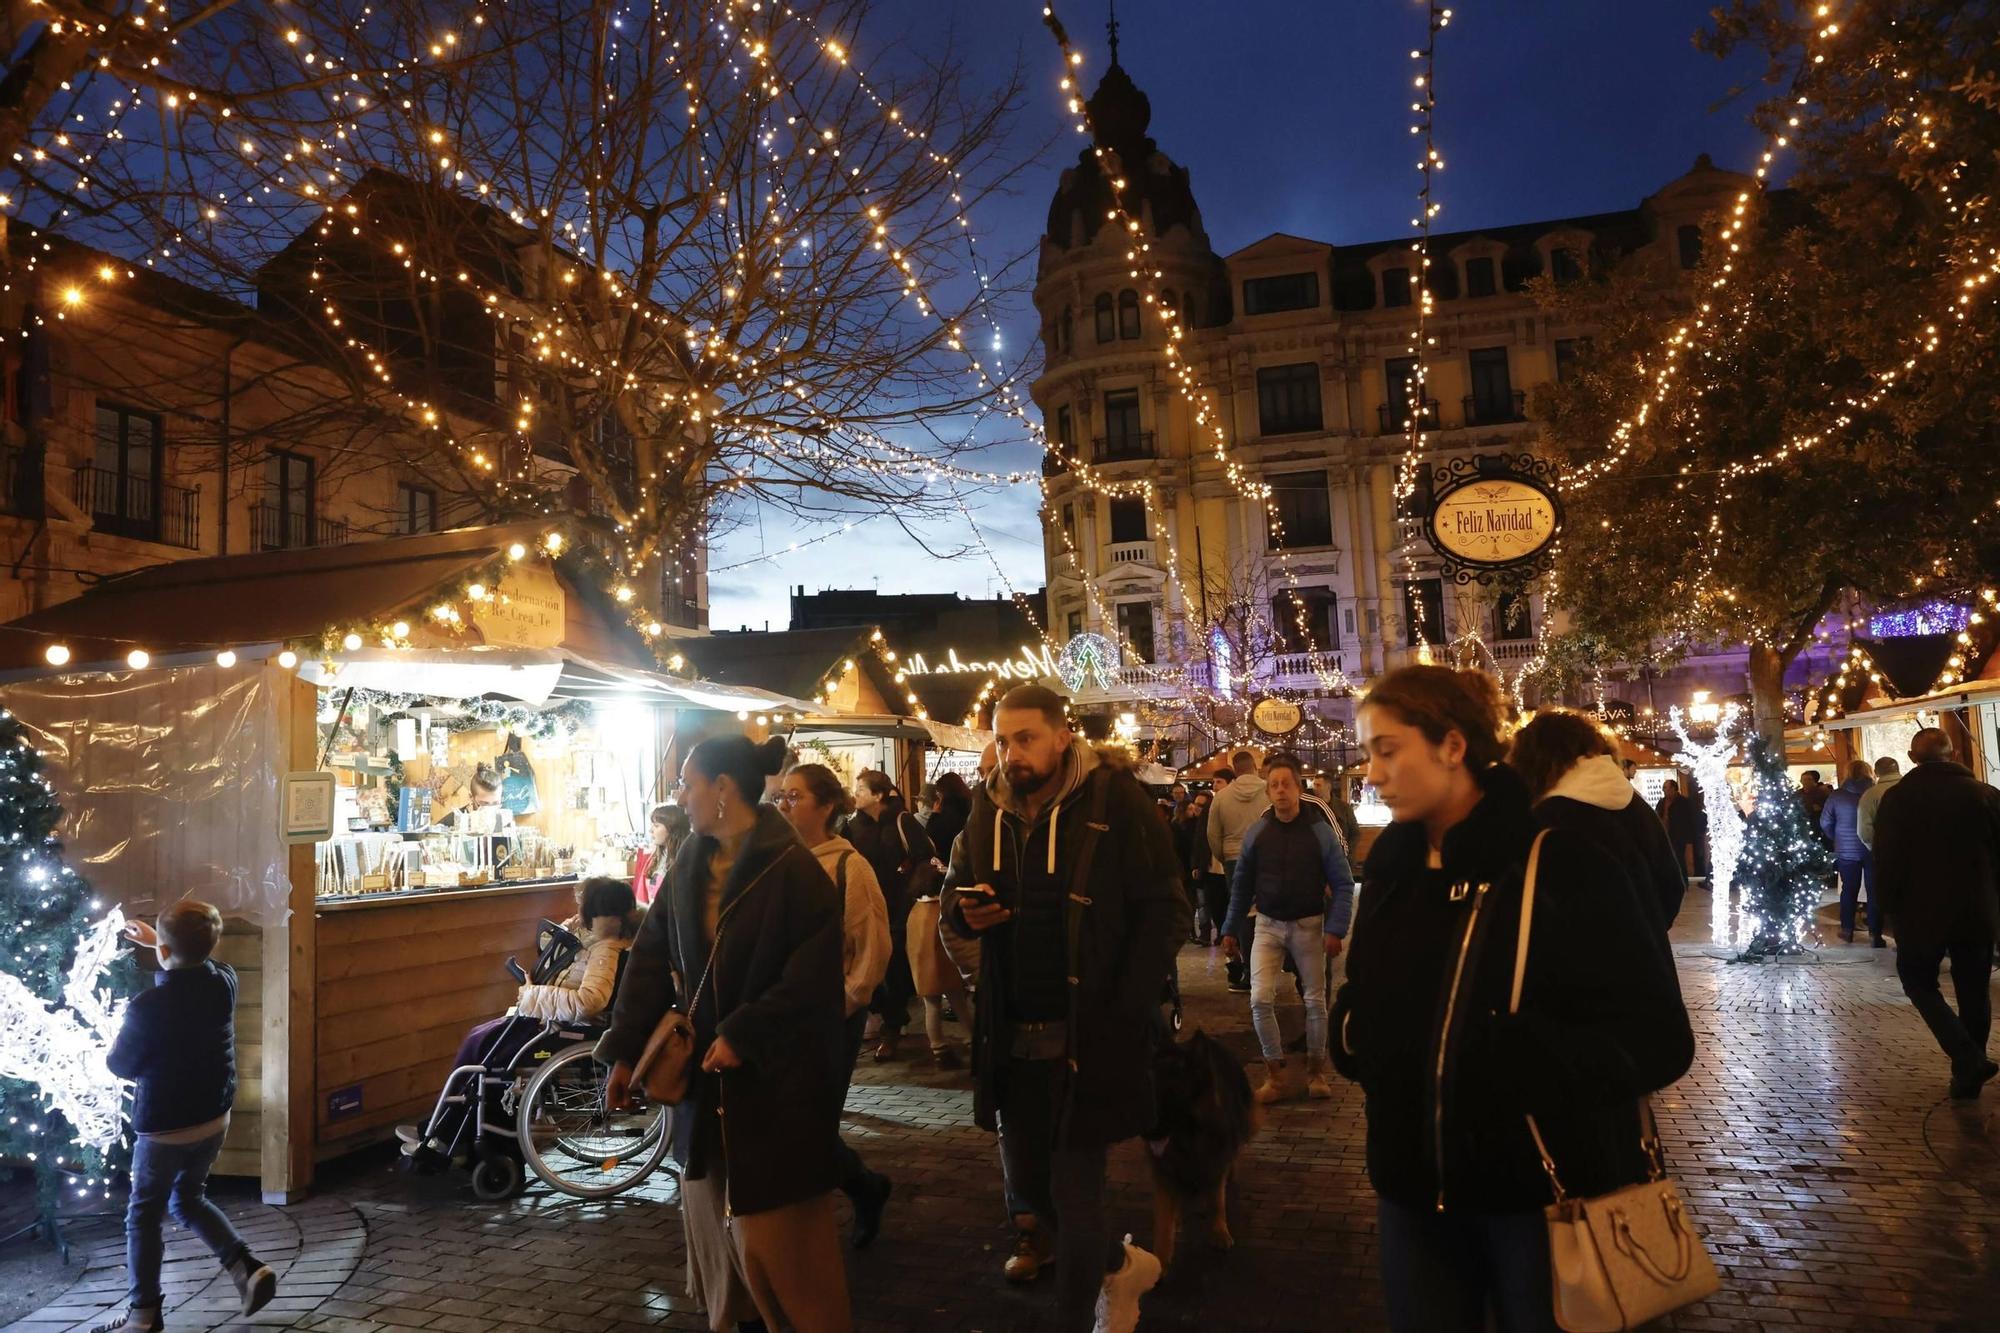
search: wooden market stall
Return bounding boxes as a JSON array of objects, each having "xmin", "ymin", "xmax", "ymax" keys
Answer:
[{"xmin": 0, "ymin": 524, "xmax": 808, "ymax": 1199}]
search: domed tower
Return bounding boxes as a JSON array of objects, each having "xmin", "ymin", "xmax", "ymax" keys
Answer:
[{"xmin": 1032, "ymin": 29, "xmax": 1223, "ymax": 676}]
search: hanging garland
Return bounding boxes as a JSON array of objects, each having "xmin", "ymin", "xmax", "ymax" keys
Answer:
[{"xmin": 436, "ymin": 698, "xmax": 592, "ymax": 741}]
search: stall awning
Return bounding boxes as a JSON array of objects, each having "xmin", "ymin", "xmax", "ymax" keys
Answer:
[
  {"xmin": 923, "ymin": 718, "xmax": 993, "ymax": 753},
  {"xmin": 1816, "ymin": 680, "xmax": 1997, "ymax": 731},
  {"xmin": 793, "ymin": 713, "xmax": 933, "ymax": 742},
  {"xmin": 304, "ymin": 648, "xmax": 814, "ymax": 714}
]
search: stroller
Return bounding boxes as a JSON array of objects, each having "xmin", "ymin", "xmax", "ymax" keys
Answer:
[{"xmin": 403, "ymin": 919, "xmax": 673, "ymax": 1201}]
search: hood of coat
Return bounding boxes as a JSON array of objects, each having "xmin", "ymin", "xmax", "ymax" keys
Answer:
[
  {"xmin": 1839, "ymin": 775, "xmax": 1874, "ymax": 795},
  {"xmin": 1365, "ymin": 762, "xmax": 1536, "ymax": 884},
  {"xmin": 1541, "ymin": 754, "xmax": 1637, "ymax": 812},
  {"xmin": 1218, "ymin": 773, "xmax": 1268, "ymax": 809}
]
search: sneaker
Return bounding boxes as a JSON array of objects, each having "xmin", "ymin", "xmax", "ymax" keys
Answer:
[
  {"xmin": 227, "ymin": 1252, "xmax": 277, "ymax": 1316},
  {"xmin": 1092, "ymin": 1235, "xmax": 1162, "ymax": 1333},
  {"xmin": 1003, "ymin": 1218, "xmax": 1053, "ymax": 1283},
  {"xmin": 1949, "ymin": 1059, "xmax": 2000, "ymax": 1100},
  {"xmin": 91, "ymin": 1308, "xmax": 162, "ymax": 1333},
  {"xmin": 849, "ymin": 1171, "xmax": 892, "ymax": 1249},
  {"xmin": 394, "ymin": 1124, "xmax": 423, "ymax": 1145}
]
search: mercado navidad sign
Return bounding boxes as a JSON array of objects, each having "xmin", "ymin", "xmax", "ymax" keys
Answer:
[
  {"xmin": 1423, "ymin": 456, "xmax": 1564, "ymax": 579},
  {"xmin": 901, "ymin": 634, "xmax": 1123, "ymax": 693}
]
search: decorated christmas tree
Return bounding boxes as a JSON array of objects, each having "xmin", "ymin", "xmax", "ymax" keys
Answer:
[
  {"xmin": 0, "ymin": 707, "xmax": 134, "ymax": 1213},
  {"xmin": 1733, "ymin": 736, "xmax": 1836, "ymax": 960}
]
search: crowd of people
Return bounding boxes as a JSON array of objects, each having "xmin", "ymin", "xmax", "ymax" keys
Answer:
[{"xmin": 92, "ymin": 672, "xmax": 2000, "ymax": 1333}]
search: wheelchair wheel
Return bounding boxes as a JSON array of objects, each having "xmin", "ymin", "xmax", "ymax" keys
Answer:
[
  {"xmin": 470, "ymin": 1151, "xmax": 525, "ymax": 1202},
  {"xmin": 518, "ymin": 1042, "xmax": 673, "ymax": 1199}
]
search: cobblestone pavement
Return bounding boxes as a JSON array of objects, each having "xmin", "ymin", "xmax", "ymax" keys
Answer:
[{"xmin": 9, "ymin": 884, "xmax": 2000, "ymax": 1332}]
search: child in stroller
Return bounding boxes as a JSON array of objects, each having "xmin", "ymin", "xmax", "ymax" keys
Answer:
[{"xmin": 396, "ymin": 877, "xmax": 640, "ymax": 1164}]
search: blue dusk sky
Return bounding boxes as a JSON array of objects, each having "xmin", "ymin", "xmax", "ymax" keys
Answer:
[{"xmin": 705, "ymin": 0, "xmax": 1773, "ymax": 631}]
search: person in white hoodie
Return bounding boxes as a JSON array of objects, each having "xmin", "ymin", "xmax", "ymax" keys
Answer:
[
  {"xmin": 1511, "ymin": 711, "xmax": 1687, "ymax": 932},
  {"xmin": 1206, "ymin": 750, "xmax": 1271, "ymax": 990},
  {"xmin": 777, "ymin": 761, "xmax": 896, "ymax": 1248}
]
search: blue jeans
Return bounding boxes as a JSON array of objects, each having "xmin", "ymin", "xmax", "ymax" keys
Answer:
[
  {"xmin": 126, "ymin": 1130, "xmax": 246, "ymax": 1309},
  {"xmin": 1377, "ymin": 1198, "xmax": 1559, "ymax": 1332},
  {"xmin": 1249, "ymin": 914, "xmax": 1327, "ymax": 1062},
  {"xmin": 1837, "ymin": 853, "xmax": 1879, "ymax": 938}
]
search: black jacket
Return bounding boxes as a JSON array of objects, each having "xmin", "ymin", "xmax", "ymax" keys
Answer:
[
  {"xmin": 1538, "ymin": 792, "xmax": 1687, "ymax": 931},
  {"xmin": 596, "ymin": 806, "xmax": 846, "ymax": 1216},
  {"xmin": 925, "ymin": 800, "xmax": 970, "ymax": 878},
  {"xmin": 1331, "ymin": 764, "xmax": 1694, "ymax": 1214},
  {"xmin": 106, "ymin": 961, "xmax": 237, "ymax": 1135},
  {"xmin": 943, "ymin": 743, "xmax": 1190, "ymax": 1147},
  {"xmin": 1873, "ymin": 760, "xmax": 2000, "ymax": 952},
  {"xmin": 848, "ymin": 803, "xmax": 932, "ymax": 913}
]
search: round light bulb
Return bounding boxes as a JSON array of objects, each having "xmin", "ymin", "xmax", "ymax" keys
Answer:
[
  {"xmin": 215, "ymin": 650, "xmax": 237, "ymax": 668},
  {"xmin": 390, "ymin": 621, "xmax": 410, "ymax": 639},
  {"xmin": 467, "ymin": 583, "xmax": 487, "ymax": 600},
  {"xmin": 277, "ymin": 650, "xmax": 299, "ymax": 669},
  {"xmin": 43, "ymin": 644, "xmax": 70, "ymax": 666},
  {"xmin": 342, "ymin": 632, "xmax": 363, "ymax": 651},
  {"xmin": 507, "ymin": 543, "xmax": 527, "ymax": 560},
  {"xmin": 126, "ymin": 649, "xmax": 150, "ymax": 669}
]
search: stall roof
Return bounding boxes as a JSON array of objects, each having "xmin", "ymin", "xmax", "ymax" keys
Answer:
[
  {"xmin": 672, "ymin": 627, "xmax": 902, "ymax": 708},
  {"xmin": 304, "ymin": 648, "xmax": 814, "ymax": 713},
  {"xmin": 7, "ymin": 523, "xmax": 547, "ymax": 650}
]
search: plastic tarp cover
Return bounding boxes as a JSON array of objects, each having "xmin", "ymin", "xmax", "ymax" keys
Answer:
[{"xmin": 1, "ymin": 665, "xmax": 290, "ymax": 927}]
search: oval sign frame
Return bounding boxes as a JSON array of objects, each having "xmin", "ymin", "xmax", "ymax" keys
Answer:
[
  {"xmin": 1250, "ymin": 696, "xmax": 1304, "ymax": 737},
  {"xmin": 1424, "ymin": 470, "xmax": 1562, "ymax": 572}
]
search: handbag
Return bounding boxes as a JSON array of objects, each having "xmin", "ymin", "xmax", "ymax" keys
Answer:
[
  {"xmin": 895, "ymin": 812, "xmax": 944, "ymax": 901},
  {"xmin": 630, "ymin": 852, "xmax": 788, "ymax": 1105},
  {"xmin": 1512, "ymin": 830, "xmax": 1720, "ymax": 1332}
]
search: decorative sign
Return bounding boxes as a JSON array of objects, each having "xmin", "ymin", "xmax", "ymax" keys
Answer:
[
  {"xmin": 326, "ymin": 1084, "xmax": 364, "ymax": 1121},
  {"xmin": 282, "ymin": 771, "xmax": 336, "ymax": 845},
  {"xmin": 1054, "ymin": 633, "xmax": 1121, "ymax": 693},
  {"xmin": 475, "ymin": 563, "xmax": 567, "ymax": 649},
  {"xmin": 1424, "ymin": 454, "xmax": 1564, "ymax": 583},
  {"xmin": 905, "ymin": 643, "xmax": 1058, "ymax": 681},
  {"xmin": 1250, "ymin": 696, "xmax": 1304, "ymax": 737}
]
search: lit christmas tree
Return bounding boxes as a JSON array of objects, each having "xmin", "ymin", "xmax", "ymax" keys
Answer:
[
  {"xmin": 0, "ymin": 708, "xmax": 134, "ymax": 1215},
  {"xmin": 1733, "ymin": 736, "xmax": 1835, "ymax": 961}
]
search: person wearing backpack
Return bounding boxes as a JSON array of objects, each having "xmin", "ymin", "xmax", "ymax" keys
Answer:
[{"xmin": 778, "ymin": 762, "xmax": 895, "ymax": 1246}]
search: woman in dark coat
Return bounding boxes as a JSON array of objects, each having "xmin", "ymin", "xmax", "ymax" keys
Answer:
[
  {"xmin": 846, "ymin": 770, "xmax": 933, "ymax": 1060},
  {"xmin": 1330, "ymin": 668, "xmax": 1694, "ymax": 1332},
  {"xmin": 599, "ymin": 734, "xmax": 849, "ymax": 1333},
  {"xmin": 1512, "ymin": 709, "xmax": 1687, "ymax": 931}
]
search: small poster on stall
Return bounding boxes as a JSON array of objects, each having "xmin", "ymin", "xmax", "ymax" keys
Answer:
[
  {"xmin": 476, "ymin": 563, "xmax": 566, "ymax": 649},
  {"xmin": 282, "ymin": 771, "xmax": 337, "ymax": 844}
]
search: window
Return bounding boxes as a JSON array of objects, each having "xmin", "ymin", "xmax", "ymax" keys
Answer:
[
  {"xmin": 1343, "ymin": 607, "xmax": 1356, "ymax": 636},
  {"xmin": 261, "ymin": 449, "xmax": 316, "ymax": 550},
  {"xmin": 1554, "ymin": 337, "xmax": 1591, "ymax": 384},
  {"xmin": 1066, "ymin": 610, "xmax": 1084, "ymax": 640},
  {"xmin": 1366, "ymin": 608, "xmax": 1380, "ymax": 636},
  {"xmin": 396, "ymin": 483, "xmax": 437, "ymax": 535},
  {"xmin": 1094, "ymin": 293, "xmax": 1115, "ymax": 343},
  {"xmin": 1159, "ymin": 289, "xmax": 1177, "ymax": 320},
  {"xmin": 1101, "ymin": 388, "xmax": 1144, "ymax": 457},
  {"xmin": 1256, "ymin": 363, "xmax": 1323, "ymax": 435},
  {"xmin": 1242, "ymin": 271, "xmax": 1319, "ymax": 316},
  {"xmin": 1059, "ymin": 305, "xmax": 1074, "ymax": 352},
  {"xmin": 1108, "ymin": 497, "xmax": 1148, "ymax": 544},
  {"xmin": 1495, "ymin": 590, "xmax": 1533, "ymax": 641},
  {"xmin": 1467, "ymin": 347, "xmax": 1515, "ymax": 423},
  {"xmin": 1117, "ymin": 289, "xmax": 1141, "ymax": 340},
  {"xmin": 1384, "ymin": 355, "xmax": 1427, "ymax": 433},
  {"xmin": 1381, "ymin": 267, "xmax": 1412, "ymax": 308},
  {"xmin": 90, "ymin": 404, "xmax": 162, "ymax": 537},
  {"xmin": 1271, "ymin": 586, "xmax": 1339, "ymax": 653},
  {"xmin": 1268, "ymin": 470, "xmax": 1333, "ymax": 550},
  {"xmin": 1404, "ymin": 578, "xmax": 1444, "ymax": 647},
  {"xmin": 1116, "ymin": 600, "xmax": 1155, "ymax": 663},
  {"xmin": 1397, "ymin": 463, "xmax": 1436, "ymax": 522},
  {"xmin": 1464, "ymin": 256, "xmax": 1497, "ymax": 298},
  {"xmin": 1061, "ymin": 501, "xmax": 1075, "ymax": 541},
  {"xmin": 1677, "ymin": 224, "xmax": 1703, "ymax": 271},
  {"xmin": 1549, "ymin": 247, "xmax": 1583, "ymax": 283},
  {"xmin": 1056, "ymin": 405, "xmax": 1074, "ymax": 452}
]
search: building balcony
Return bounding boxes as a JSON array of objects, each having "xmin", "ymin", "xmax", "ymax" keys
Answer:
[
  {"xmin": 0, "ymin": 442, "xmax": 33, "ymax": 516},
  {"xmin": 1462, "ymin": 390, "xmax": 1528, "ymax": 427},
  {"xmin": 1049, "ymin": 548, "xmax": 1077, "ymax": 576},
  {"xmin": 251, "ymin": 501, "xmax": 348, "ymax": 551},
  {"xmin": 1377, "ymin": 399, "xmax": 1440, "ymax": 435},
  {"xmin": 1106, "ymin": 539, "xmax": 1157, "ymax": 567},
  {"xmin": 73, "ymin": 464, "xmax": 200, "ymax": 550},
  {"xmin": 1042, "ymin": 447, "xmax": 1076, "ymax": 477},
  {"xmin": 1094, "ymin": 431, "xmax": 1154, "ymax": 462},
  {"xmin": 1490, "ymin": 639, "xmax": 1539, "ymax": 665}
]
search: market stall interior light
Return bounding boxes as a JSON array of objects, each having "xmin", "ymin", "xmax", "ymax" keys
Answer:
[
  {"xmin": 278, "ymin": 650, "xmax": 299, "ymax": 669},
  {"xmin": 342, "ymin": 632, "xmax": 363, "ymax": 651},
  {"xmin": 125, "ymin": 650, "xmax": 149, "ymax": 669},
  {"xmin": 215, "ymin": 650, "xmax": 237, "ymax": 668},
  {"xmin": 43, "ymin": 645, "xmax": 69, "ymax": 666}
]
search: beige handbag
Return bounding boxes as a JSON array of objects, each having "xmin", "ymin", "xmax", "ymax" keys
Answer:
[{"xmin": 1512, "ymin": 831, "xmax": 1720, "ymax": 1332}]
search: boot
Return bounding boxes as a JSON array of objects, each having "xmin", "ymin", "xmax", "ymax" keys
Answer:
[
  {"xmin": 1253, "ymin": 1058, "xmax": 1290, "ymax": 1105},
  {"xmin": 91, "ymin": 1309, "xmax": 162, "ymax": 1333},
  {"xmin": 1306, "ymin": 1056, "xmax": 1333, "ymax": 1100},
  {"xmin": 226, "ymin": 1250, "xmax": 277, "ymax": 1317},
  {"xmin": 1004, "ymin": 1215, "xmax": 1053, "ymax": 1283}
]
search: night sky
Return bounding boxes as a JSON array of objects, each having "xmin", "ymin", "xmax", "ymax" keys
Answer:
[{"xmin": 706, "ymin": 0, "xmax": 1771, "ymax": 632}]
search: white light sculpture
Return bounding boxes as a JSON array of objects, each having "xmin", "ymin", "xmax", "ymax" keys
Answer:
[
  {"xmin": 0, "ymin": 906, "xmax": 131, "ymax": 1153},
  {"xmin": 1670, "ymin": 703, "xmax": 1745, "ymax": 946}
]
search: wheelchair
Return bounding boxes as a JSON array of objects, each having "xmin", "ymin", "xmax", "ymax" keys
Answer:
[{"xmin": 406, "ymin": 918, "xmax": 675, "ymax": 1201}]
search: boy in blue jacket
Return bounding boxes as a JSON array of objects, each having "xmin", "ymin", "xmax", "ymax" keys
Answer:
[
  {"xmin": 98, "ymin": 900, "xmax": 276, "ymax": 1332},
  {"xmin": 1222, "ymin": 755, "xmax": 1354, "ymax": 1104}
]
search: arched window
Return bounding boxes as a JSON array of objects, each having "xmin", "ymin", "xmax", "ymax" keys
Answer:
[
  {"xmin": 1549, "ymin": 247, "xmax": 1583, "ymax": 284},
  {"xmin": 1159, "ymin": 288, "xmax": 1178, "ymax": 322},
  {"xmin": 1094, "ymin": 293, "xmax": 1115, "ymax": 343},
  {"xmin": 1676, "ymin": 224, "xmax": 1702, "ymax": 271},
  {"xmin": 1117, "ymin": 289, "xmax": 1140, "ymax": 339}
]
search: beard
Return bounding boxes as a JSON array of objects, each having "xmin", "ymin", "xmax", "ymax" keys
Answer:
[{"xmin": 1005, "ymin": 761, "xmax": 1053, "ymax": 795}]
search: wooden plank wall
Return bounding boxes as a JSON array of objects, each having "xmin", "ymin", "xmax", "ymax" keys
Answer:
[
  {"xmin": 213, "ymin": 922, "xmax": 265, "ymax": 1180},
  {"xmin": 313, "ymin": 883, "xmax": 580, "ymax": 1158}
]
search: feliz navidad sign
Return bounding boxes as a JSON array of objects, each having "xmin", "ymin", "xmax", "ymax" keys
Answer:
[{"xmin": 1423, "ymin": 456, "xmax": 1563, "ymax": 580}]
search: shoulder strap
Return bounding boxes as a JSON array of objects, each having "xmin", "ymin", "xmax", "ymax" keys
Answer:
[
  {"xmin": 687, "ymin": 845, "xmax": 794, "ymax": 1023},
  {"xmin": 1510, "ymin": 829, "xmax": 1550, "ymax": 1015},
  {"xmin": 836, "ymin": 849, "xmax": 853, "ymax": 894}
]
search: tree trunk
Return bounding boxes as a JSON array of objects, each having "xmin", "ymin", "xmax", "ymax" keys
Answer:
[{"xmin": 1748, "ymin": 643, "xmax": 1788, "ymax": 753}]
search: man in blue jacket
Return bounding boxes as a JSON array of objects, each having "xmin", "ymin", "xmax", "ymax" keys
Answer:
[
  {"xmin": 1222, "ymin": 753, "xmax": 1354, "ymax": 1104},
  {"xmin": 1821, "ymin": 759, "xmax": 1880, "ymax": 946}
]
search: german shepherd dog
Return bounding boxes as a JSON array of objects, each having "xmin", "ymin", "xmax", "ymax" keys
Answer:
[{"xmin": 1145, "ymin": 1029, "xmax": 1259, "ymax": 1270}]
